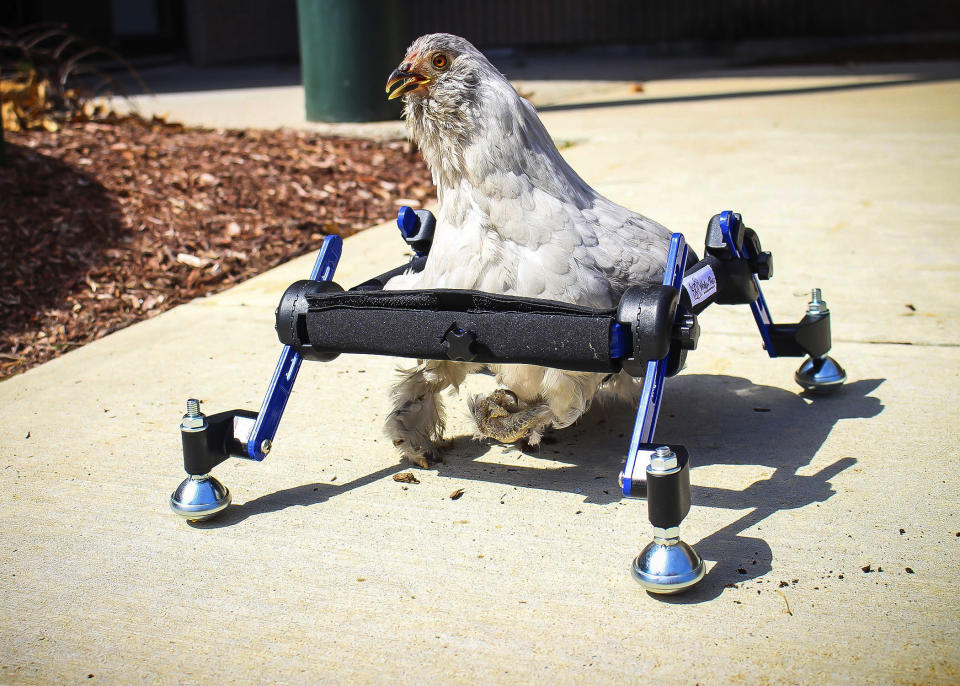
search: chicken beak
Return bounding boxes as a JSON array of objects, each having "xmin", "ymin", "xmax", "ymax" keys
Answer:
[{"xmin": 386, "ymin": 66, "xmax": 430, "ymax": 100}]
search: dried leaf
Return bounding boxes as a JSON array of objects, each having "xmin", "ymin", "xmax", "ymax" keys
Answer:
[
  {"xmin": 449, "ymin": 488, "xmax": 465, "ymax": 500},
  {"xmin": 177, "ymin": 253, "xmax": 214, "ymax": 269},
  {"xmin": 393, "ymin": 472, "xmax": 420, "ymax": 484},
  {"xmin": 141, "ymin": 294, "xmax": 163, "ymax": 311}
]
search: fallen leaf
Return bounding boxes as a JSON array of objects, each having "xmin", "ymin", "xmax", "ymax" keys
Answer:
[
  {"xmin": 196, "ymin": 172, "xmax": 219, "ymax": 187},
  {"xmin": 392, "ymin": 472, "xmax": 420, "ymax": 484},
  {"xmin": 140, "ymin": 294, "xmax": 163, "ymax": 311},
  {"xmin": 449, "ymin": 488, "xmax": 465, "ymax": 500},
  {"xmin": 177, "ymin": 253, "xmax": 214, "ymax": 269}
]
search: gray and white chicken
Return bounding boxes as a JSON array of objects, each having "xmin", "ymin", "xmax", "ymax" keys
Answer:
[{"xmin": 383, "ymin": 33, "xmax": 672, "ymax": 468}]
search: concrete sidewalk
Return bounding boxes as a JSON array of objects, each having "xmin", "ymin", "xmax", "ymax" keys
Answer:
[{"xmin": 2, "ymin": 61, "xmax": 960, "ymax": 683}]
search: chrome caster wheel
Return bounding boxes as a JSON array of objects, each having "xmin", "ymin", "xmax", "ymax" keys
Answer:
[
  {"xmin": 170, "ymin": 474, "xmax": 231, "ymax": 522},
  {"xmin": 795, "ymin": 354, "xmax": 846, "ymax": 393},
  {"xmin": 632, "ymin": 446, "xmax": 705, "ymax": 594},
  {"xmin": 632, "ymin": 535, "xmax": 705, "ymax": 594}
]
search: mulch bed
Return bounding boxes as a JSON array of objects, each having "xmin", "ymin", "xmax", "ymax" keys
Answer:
[{"xmin": 0, "ymin": 118, "xmax": 434, "ymax": 381}]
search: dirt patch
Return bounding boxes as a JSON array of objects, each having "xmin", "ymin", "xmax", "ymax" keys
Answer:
[{"xmin": 0, "ymin": 118, "xmax": 433, "ymax": 380}]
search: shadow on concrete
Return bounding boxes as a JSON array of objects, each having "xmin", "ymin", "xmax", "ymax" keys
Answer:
[
  {"xmin": 661, "ymin": 455, "xmax": 857, "ymax": 604},
  {"xmin": 204, "ymin": 369, "xmax": 883, "ymax": 601},
  {"xmin": 536, "ymin": 72, "xmax": 960, "ymax": 113},
  {"xmin": 494, "ymin": 48, "xmax": 960, "ymax": 82},
  {"xmin": 190, "ymin": 463, "xmax": 409, "ymax": 529},
  {"xmin": 435, "ymin": 373, "xmax": 883, "ymax": 601},
  {"xmin": 113, "ymin": 61, "xmax": 304, "ymax": 96},
  {"xmin": 117, "ymin": 54, "xmax": 960, "ymax": 103}
]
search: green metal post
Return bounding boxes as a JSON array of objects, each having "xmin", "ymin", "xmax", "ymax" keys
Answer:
[{"xmin": 296, "ymin": 0, "xmax": 404, "ymax": 122}]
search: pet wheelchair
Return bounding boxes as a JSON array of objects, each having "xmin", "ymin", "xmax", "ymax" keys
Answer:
[{"xmin": 170, "ymin": 207, "xmax": 845, "ymax": 594}]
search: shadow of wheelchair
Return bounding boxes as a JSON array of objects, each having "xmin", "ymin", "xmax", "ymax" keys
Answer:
[
  {"xmin": 433, "ymin": 373, "xmax": 884, "ymax": 600},
  {"xmin": 197, "ymin": 370, "xmax": 883, "ymax": 602}
]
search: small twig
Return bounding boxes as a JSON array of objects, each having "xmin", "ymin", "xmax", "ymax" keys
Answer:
[
  {"xmin": 21, "ymin": 26, "xmax": 72, "ymax": 53},
  {"xmin": 775, "ymin": 589, "xmax": 793, "ymax": 616}
]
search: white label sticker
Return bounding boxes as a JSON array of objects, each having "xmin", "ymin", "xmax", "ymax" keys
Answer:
[{"xmin": 682, "ymin": 265, "xmax": 717, "ymax": 306}]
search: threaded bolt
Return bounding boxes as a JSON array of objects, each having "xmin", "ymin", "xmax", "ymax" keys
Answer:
[
  {"xmin": 807, "ymin": 288, "xmax": 829, "ymax": 316},
  {"xmin": 649, "ymin": 446, "xmax": 678, "ymax": 472},
  {"xmin": 181, "ymin": 398, "xmax": 205, "ymax": 430}
]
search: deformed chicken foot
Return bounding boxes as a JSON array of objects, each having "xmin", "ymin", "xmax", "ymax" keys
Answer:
[{"xmin": 470, "ymin": 389, "xmax": 553, "ymax": 446}]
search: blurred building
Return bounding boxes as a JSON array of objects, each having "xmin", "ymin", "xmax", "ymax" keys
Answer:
[{"xmin": 2, "ymin": 0, "xmax": 959, "ymax": 65}]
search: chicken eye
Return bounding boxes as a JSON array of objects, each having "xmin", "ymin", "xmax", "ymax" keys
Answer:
[{"xmin": 432, "ymin": 53, "xmax": 448, "ymax": 70}]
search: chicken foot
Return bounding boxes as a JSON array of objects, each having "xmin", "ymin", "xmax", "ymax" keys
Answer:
[
  {"xmin": 471, "ymin": 389, "xmax": 554, "ymax": 446},
  {"xmin": 385, "ymin": 360, "xmax": 471, "ymax": 468}
]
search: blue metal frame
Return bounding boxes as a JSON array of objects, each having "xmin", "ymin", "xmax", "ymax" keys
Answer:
[
  {"xmin": 245, "ymin": 235, "xmax": 343, "ymax": 460},
  {"xmin": 718, "ymin": 211, "xmax": 777, "ymax": 357},
  {"xmin": 621, "ymin": 233, "xmax": 687, "ymax": 496},
  {"xmin": 620, "ymin": 211, "xmax": 785, "ymax": 495}
]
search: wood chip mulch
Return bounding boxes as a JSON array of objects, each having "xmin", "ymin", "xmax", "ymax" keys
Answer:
[{"xmin": 0, "ymin": 118, "xmax": 434, "ymax": 381}]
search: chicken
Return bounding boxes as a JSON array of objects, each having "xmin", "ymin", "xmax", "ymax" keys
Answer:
[{"xmin": 383, "ymin": 33, "xmax": 673, "ymax": 468}]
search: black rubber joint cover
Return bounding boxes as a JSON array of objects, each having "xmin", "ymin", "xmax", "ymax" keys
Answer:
[{"xmin": 641, "ymin": 444, "xmax": 692, "ymax": 528}]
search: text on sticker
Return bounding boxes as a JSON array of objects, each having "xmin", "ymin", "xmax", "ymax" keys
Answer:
[{"xmin": 682, "ymin": 265, "xmax": 718, "ymax": 306}]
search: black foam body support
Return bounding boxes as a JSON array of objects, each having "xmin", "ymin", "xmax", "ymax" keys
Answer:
[{"xmin": 301, "ymin": 288, "xmax": 621, "ymax": 374}]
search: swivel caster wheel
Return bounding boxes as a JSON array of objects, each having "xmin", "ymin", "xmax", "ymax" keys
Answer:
[
  {"xmin": 795, "ymin": 354, "xmax": 846, "ymax": 393},
  {"xmin": 793, "ymin": 289, "xmax": 846, "ymax": 394},
  {"xmin": 632, "ymin": 446, "xmax": 705, "ymax": 594},
  {"xmin": 633, "ymin": 535, "xmax": 705, "ymax": 594},
  {"xmin": 170, "ymin": 474, "xmax": 231, "ymax": 522}
]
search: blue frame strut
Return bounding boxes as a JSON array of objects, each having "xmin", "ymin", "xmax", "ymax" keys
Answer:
[
  {"xmin": 621, "ymin": 233, "xmax": 687, "ymax": 496},
  {"xmin": 245, "ymin": 235, "xmax": 343, "ymax": 460},
  {"xmin": 718, "ymin": 211, "xmax": 777, "ymax": 357}
]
